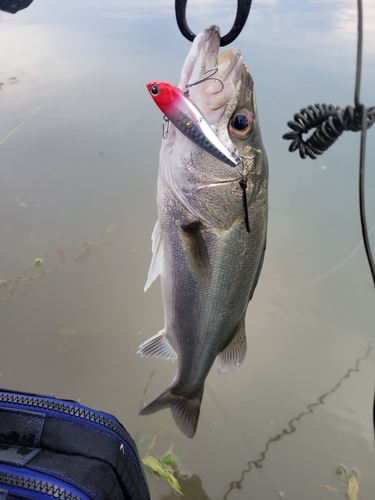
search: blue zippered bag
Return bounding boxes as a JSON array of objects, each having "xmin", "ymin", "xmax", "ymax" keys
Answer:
[{"xmin": 0, "ymin": 389, "xmax": 150, "ymax": 500}]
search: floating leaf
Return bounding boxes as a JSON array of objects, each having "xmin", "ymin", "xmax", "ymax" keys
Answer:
[
  {"xmin": 347, "ymin": 471, "xmax": 359, "ymax": 500},
  {"xmin": 320, "ymin": 483, "xmax": 339, "ymax": 492},
  {"xmin": 142, "ymin": 455, "xmax": 182, "ymax": 496},
  {"xmin": 336, "ymin": 465, "xmax": 347, "ymax": 480}
]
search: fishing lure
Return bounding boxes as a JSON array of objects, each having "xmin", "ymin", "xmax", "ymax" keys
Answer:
[{"xmin": 146, "ymin": 80, "xmax": 240, "ymax": 168}]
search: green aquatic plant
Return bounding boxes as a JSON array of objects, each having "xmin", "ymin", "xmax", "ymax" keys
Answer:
[
  {"xmin": 142, "ymin": 455, "xmax": 182, "ymax": 496},
  {"xmin": 332, "ymin": 467, "xmax": 359, "ymax": 500},
  {"xmin": 162, "ymin": 442, "xmax": 185, "ymax": 470},
  {"xmin": 336, "ymin": 465, "xmax": 347, "ymax": 481},
  {"xmin": 162, "ymin": 452, "xmax": 181, "ymax": 469},
  {"xmin": 139, "ymin": 433, "xmax": 186, "ymax": 496},
  {"xmin": 137, "ymin": 423, "xmax": 175, "ymax": 450},
  {"xmin": 0, "ymin": 226, "xmax": 113, "ymax": 298},
  {"xmin": 318, "ymin": 466, "xmax": 361, "ymax": 498}
]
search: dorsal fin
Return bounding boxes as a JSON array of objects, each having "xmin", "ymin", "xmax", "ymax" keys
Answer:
[{"xmin": 180, "ymin": 221, "xmax": 211, "ymax": 284}]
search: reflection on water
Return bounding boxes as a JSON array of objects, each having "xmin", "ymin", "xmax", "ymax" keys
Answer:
[
  {"xmin": 0, "ymin": 226, "xmax": 112, "ymax": 299},
  {"xmin": 1, "ymin": 1, "xmax": 375, "ymax": 499},
  {"xmin": 147, "ymin": 341, "xmax": 373, "ymax": 499},
  {"xmin": 159, "ymin": 474, "xmax": 211, "ymax": 500},
  {"xmin": 221, "ymin": 341, "xmax": 373, "ymax": 500}
]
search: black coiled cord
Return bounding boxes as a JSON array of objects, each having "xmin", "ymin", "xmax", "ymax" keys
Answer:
[
  {"xmin": 283, "ymin": 103, "xmax": 375, "ymax": 160},
  {"xmin": 283, "ymin": 0, "xmax": 375, "ymax": 292}
]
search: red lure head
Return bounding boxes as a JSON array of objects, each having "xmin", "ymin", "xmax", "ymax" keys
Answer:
[{"xmin": 146, "ymin": 81, "xmax": 184, "ymax": 116}]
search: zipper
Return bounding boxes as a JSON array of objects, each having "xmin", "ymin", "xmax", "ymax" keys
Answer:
[
  {"xmin": 0, "ymin": 464, "xmax": 90, "ymax": 500},
  {"xmin": 0, "ymin": 391, "xmax": 149, "ymax": 493}
]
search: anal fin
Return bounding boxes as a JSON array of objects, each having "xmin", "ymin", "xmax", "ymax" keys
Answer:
[
  {"xmin": 137, "ymin": 330, "xmax": 177, "ymax": 361},
  {"xmin": 180, "ymin": 221, "xmax": 211, "ymax": 284},
  {"xmin": 218, "ymin": 317, "xmax": 247, "ymax": 373}
]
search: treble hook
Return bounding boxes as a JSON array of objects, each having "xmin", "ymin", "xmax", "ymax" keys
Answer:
[
  {"xmin": 175, "ymin": 0, "xmax": 253, "ymax": 47},
  {"xmin": 185, "ymin": 68, "xmax": 224, "ymax": 95},
  {"xmin": 162, "ymin": 116, "xmax": 170, "ymax": 139}
]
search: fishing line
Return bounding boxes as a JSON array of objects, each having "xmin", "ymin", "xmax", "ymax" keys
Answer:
[
  {"xmin": 283, "ymin": 0, "xmax": 375, "ymax": 290},
  {"xmin": 286, "ymin": 220, "xmax": 375, "ymax": 293},
  {"xmin": 0, "ymin": 7, "xmax": 143, "ymax": 146}
]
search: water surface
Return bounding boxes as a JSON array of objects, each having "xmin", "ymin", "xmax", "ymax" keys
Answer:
[{"xmin": 1, "ymin": 1, "xmax": 375, "ymax": 498}]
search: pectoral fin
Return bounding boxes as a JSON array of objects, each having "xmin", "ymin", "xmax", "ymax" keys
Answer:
[
  {"xmin": 137, "ymin": 330, "xmax": 177, "ymax": 361},
  {"xmin": 180, "ymin": 221, "xmax": 211, "ymax": 284},
  {"xmin": 218, "ymin": 317, "xmax": 247, "ymax": 373},
  {"xmin": 144, "ymin": 221, "xmax": 164, "ymax": 291}
]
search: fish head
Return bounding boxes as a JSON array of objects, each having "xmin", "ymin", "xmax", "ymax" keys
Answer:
[
  {"xmin": 160, "ymin": 25, "xmax": 268, "ymax": 230},
  {"xmin": 178, "ymin": 25, "xmax": 242, "ymax": 126}
]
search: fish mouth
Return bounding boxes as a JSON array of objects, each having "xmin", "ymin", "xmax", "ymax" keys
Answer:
[{"xmin": 178, "ymin": 25, "xmax": 243, "ymax": 125}]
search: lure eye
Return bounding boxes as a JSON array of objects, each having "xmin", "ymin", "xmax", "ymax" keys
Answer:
[
  {"xmin": 151, "ymin": 85, "xmax": 160, "ymax": 96},
  {"xmin": 229, "ymin": 109, "xmax": 253, "ymax": 139}
]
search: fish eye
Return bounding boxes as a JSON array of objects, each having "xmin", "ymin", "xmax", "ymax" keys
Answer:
[
  {"xmin": 151, "ymin": 85, "xmax": 160, "ymax": 96},
  {"xmin": 233, "ymin": 115, "xmax": 248, "ymax": 131},
  {"xmin": 229, "ymin": 109, "xmax": 253, "ymax": 139}
]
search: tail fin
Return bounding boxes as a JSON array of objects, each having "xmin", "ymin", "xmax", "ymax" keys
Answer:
[{"xmin": 139, "ymin": 388, "xmax": 203, "ymax": 439}]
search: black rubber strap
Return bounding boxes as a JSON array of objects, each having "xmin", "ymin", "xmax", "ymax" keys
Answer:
[{"xmin": 175, "ymin": 0, "xmax": 253, "ymax": 47}]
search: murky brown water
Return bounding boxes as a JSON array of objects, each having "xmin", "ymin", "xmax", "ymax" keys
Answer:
[{"xmin": 1, "ymin": 1, "xmax": 375, "ymax": 498}]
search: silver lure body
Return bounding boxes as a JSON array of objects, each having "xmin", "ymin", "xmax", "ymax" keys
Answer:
[
  {"xmin": 166, "ymin": 87, "xmax": 241, "ymax": 168},
  {"xmin": 139, "ymin": 26, "xmax": 268, "ymax": 438}
]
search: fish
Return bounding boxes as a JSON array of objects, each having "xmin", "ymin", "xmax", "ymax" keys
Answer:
[{"xmin": 138, "ymin": 25, "xmax": 268, "ymax": 438}]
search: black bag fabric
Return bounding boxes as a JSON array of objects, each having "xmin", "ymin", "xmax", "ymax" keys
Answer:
[
  {"xmin": 0, "ymin": 0, "xmax": 34, "ymax": 14},
  {"xmin": 0, "ymin": 389, "xmax": 150, "ymax": 500}
]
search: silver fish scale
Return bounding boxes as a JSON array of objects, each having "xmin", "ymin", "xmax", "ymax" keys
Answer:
[{"xmin": 158, "ymin": 175, "xmax": 267, "ymax": 396}]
